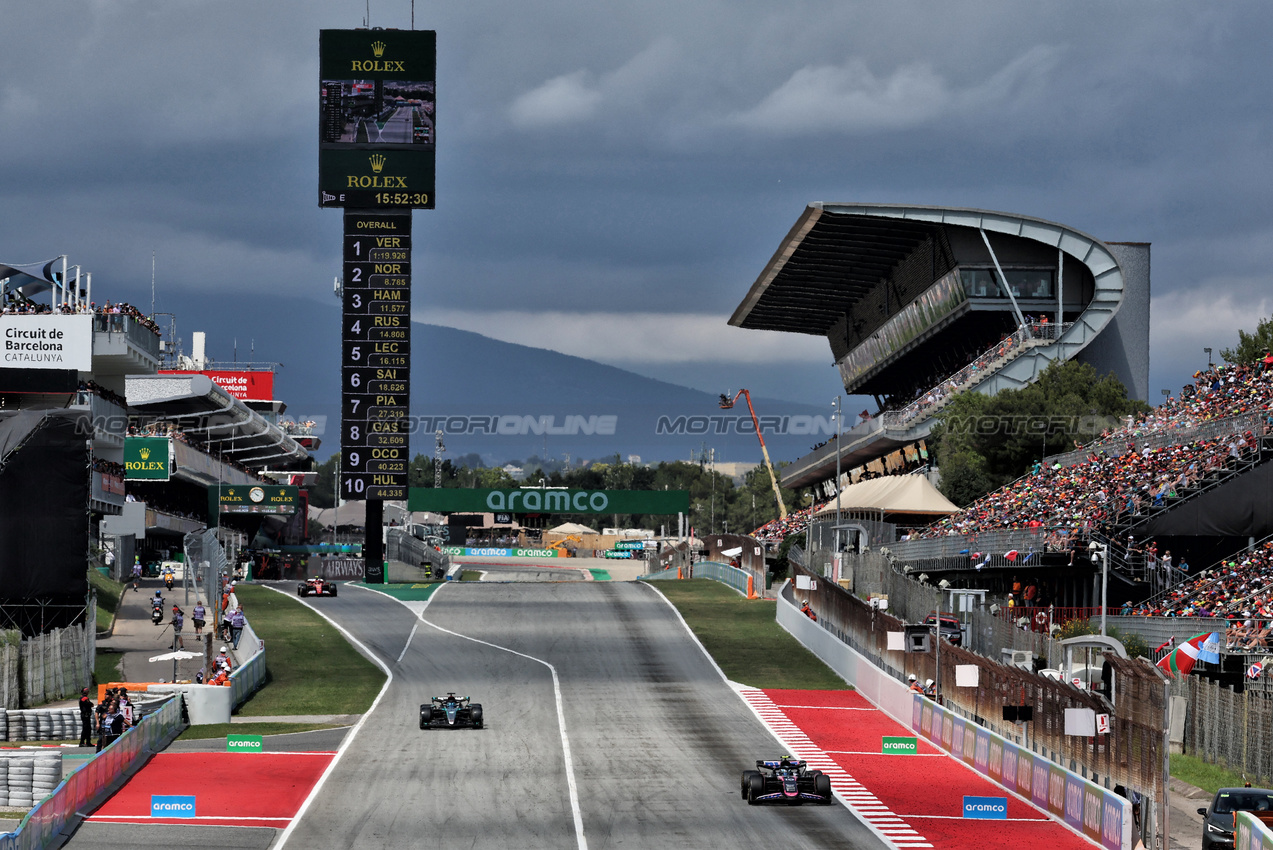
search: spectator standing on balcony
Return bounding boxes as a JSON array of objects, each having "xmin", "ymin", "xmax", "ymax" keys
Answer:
[{"xmin": 1023, "ymin": 580, "xmax": 1038, "ymax": 605}]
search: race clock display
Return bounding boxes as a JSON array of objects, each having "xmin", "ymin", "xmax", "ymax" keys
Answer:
[{"xmin": 341, "ymin": 210, "xmax": 411, "ymax": 500}]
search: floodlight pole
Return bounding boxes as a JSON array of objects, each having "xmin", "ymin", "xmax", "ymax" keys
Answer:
[
  {"xmin": 833, "ymin": 395, "xmax": 842, "ymax": 566},
  {"xmin": 719, "ymin": 389, "xmax": 787, "ymax": 519}
]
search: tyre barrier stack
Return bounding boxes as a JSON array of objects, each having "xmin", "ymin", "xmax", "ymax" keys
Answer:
[
  {"xmin": 0, "ymin": 696, "xmax": 183, "ymax": 849},
  {"xmin": 2, "ymin": 709, "xmax": 79, "ymax": 743}
]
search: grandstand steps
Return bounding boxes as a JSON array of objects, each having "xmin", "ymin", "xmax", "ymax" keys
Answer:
[{"xmin": 1107, "ymin": 436, "xmax": 1273, "ymax": 541}]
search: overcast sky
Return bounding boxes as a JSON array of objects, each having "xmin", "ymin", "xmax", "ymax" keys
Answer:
[{"xmin": 2, "ymin": 1, "xmax": 1270, "ymax": 408}]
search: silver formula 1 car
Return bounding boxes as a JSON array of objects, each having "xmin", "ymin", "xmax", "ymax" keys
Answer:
[
  {"xmin": 420, "ymin": 693, "xmax": 484, "ymax": 729},
  {"xmin": 741, "ymin": 757, "xmax": 833, "ymax": 805}
]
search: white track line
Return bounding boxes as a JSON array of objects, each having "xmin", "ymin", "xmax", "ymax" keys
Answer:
[
  {"xmin": 641, "ymin": 582, "xmax": 930, "ymax": 850},
  {"xmin": 264, "ymin": 584, "xmax": 398, "ymax": 850},
  {"xmin": 356, "ymin": 582, "xmax": 588, "ymax": 850}
]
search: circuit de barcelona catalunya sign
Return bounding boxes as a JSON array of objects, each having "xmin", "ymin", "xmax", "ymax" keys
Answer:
[{"xmin": 408, "ymin": 487, "xmax": 689, "ymax": 515}]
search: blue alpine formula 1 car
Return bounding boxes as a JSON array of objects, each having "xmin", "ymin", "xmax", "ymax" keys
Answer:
[
  {"xmin": 420, "ymin": 693, "xmax": 484, "ymax": 729},
  {"xmin": 741, "ymin": 757, "xmax": 833, "ymax": 805}
]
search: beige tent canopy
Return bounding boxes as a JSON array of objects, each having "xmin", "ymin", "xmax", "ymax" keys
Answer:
[
  {"xmin": 813, "ymin": 474, "xmax": 958, "ymax": 518},
  {"xmin": 548, "ymin": 522, "xmax": 598, "ymax": 534}
]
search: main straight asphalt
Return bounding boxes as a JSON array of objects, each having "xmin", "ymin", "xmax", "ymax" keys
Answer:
[{"xmin": 60, "ymin": 578, "xmax": 886, "ymax": 849}]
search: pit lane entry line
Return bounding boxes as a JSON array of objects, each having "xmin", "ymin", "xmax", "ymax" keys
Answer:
[
  {"xmin": 639, "ymin": 583, "xmax": 929, "ymax": 850},
  {"xmin": 354, "ymin": 581, "xmax": 589, "ymax": 850},
  {"xmin": 262, "ymin": 585, "xmax": 398, "ymax": 850}
]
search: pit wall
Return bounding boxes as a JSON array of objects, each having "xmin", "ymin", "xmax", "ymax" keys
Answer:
[
  {"xmin": 0, "ymin": 695, "xmax": 183, "ymax": 849},
  {"xmin": 775, "ymin": 582, "xmax": 1133, "ymax": 850},
  {"xmin": 1236, "ymin": 811, "xmax": 1273, "ymax": 848}
]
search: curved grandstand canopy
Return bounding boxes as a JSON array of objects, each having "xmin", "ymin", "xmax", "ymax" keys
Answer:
[
  {"xmin": 728, "ymin": 207, "xmax": 945, "ymax": 336},
  {"xmin": 733, "ymin": 203, "xmax": 1149, "ymax": 494}
]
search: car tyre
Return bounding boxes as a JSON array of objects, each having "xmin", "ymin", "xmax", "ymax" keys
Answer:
[
  {"xmin": 747, "ymin": 773, "xmax": 765, "ymax": 805},
  {"xmin": 741, "ymin": 770, "xmax": 759, "ymax": 799},
  {"xmin": 814, "ymin": 774, "xmax": 832, "ymax": 802},
  {"xmin": 419, "ymin": 705, "xmax": 432, "ymax": 729},
  {"xmin": 330, "ymin": 585, "xmax": 338, "ymax": 597},
  {"xmin": 470, "ymin": 704, "xmax": 483, "ymax": 728}
]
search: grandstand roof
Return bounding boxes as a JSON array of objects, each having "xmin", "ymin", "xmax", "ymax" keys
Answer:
[{"xmin": 729, "ymin": 206, "xmax": 943, "ymax": 335}]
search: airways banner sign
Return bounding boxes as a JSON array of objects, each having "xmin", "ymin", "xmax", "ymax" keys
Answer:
[{"xmin": 409, "ymin": 487, "xmax": 689, "ymax": 515}]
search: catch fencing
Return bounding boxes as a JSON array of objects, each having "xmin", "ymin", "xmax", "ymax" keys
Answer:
[
  {"xmin": 0, "ymin": 694, "xmax": 183, "ymax": 850},
  {"xmin": 0, "ymin": 608, "xmax": 96, "ymax": 710},
  {"xmin": 790, "ymin": 560, "xmax": 1169, "ymax": 849},
  {"xmin": 1178, "ymin": 673, "xmax": 1273, "ymax": 787}
]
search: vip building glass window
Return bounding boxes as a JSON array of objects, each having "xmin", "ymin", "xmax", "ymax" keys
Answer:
[{"xmin": 959, "ymin": 268, "xmax": 1054, "ymax": 300}]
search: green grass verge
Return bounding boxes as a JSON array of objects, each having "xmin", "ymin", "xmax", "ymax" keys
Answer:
[
  {"xmin": 1172, "ymin": 752, "xmax": 1255, "ymax": 795},
  {"xmin": 95, "ymin": 648, "xmax": 123, "ymax": 686},
  {"xmin": 650, "ymin": 579, "xmax": 850, "ymax": 690},
  {"xmin": 88, "ymin": 569, "xmax": 126, "ymax": 633},
  {"xmin": 175, "ymin": 722, "xmax": 343, "ymax": 740},
  {"xmin": 232, "ymin": 584, "xmax": 386, "ymax": 717},
  {"xmin": 0, "ymin": 811, "xmax": 23, "ymax": 819},
  {"xmin": 460, "ymin": 570, "xmax": 483, "ymax": 581}
]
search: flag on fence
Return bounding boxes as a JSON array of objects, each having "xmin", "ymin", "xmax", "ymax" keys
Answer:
[
  {"xmin": 1005, "ymin": 550, "xmax": 1019, "ymax": 562},
  {"xmin": 1156, "ymin": 632, "xmax": 1222, "ymax": 677},
  {"xmin": 1248, "ymin": 660, "xmax": 1264, "ymax": 680},
  {"xmin": 1155, "ymin": 636, "xmax": 1175, "ymax": 652}
]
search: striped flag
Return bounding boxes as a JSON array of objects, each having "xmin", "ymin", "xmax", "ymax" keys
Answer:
[
  {"xmin": 1154, "ymin": 636, "xmax": 1175, "ymax": 652},
  {"xmin": 1248, "ymin": 661, "xmax": 1264, "ymax": 680},
  {"xmin": 1156, "ymin": 632, "xmax": 1213, "ymax": 678}
]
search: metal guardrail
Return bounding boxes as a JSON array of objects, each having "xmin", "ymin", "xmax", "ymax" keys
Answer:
[
  {"xmin": 0, "ymin": 694, "xmax": 183, "ymax": 849},
  {"xmin": 639, "ymin": 560, "xmax": 753, "ymax": 596}
]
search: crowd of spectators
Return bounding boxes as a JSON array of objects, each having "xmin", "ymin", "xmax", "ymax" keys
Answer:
[
  {"xmin": 919, "ymin": 361, "xmax": 1273, "ymax": 540},
  {"xmin": 1, "ymin": 294, "xmax": 161, "ymax": 335},
  {"xmin": 1125, "ymin": 540, "xmax": 1273, "ymax": 647},
  {"xmin": 752, "ymin": 498, "xmax": 831, "ymax": 544},
  {"xmin": 77, "ymin": 379, "xmax": 127, "ymax": 408},
  {"xmin": 90, "ymin": 456, "xmax": 125, "ymax": 478}
]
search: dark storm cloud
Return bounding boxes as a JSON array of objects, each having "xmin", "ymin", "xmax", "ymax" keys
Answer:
[{"xmin": 1, "ymin": 0, "xmax": 1272, "ymax": 403}]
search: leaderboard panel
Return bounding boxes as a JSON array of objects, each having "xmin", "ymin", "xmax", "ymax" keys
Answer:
[{"xmin": 341, "ymin": 210, "xmax": 411, "ymax": 501}]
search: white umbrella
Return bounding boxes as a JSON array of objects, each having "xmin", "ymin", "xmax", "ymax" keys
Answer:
[
  {"xmin": 148, "ymin": 650, "xmax": 199, "ymax": 663},
  {"xmin": 720, "ymin": 546, "xmax": 744, "ymax": 558}
]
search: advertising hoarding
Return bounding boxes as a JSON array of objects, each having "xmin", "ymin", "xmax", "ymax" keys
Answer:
[
  {"xmin": 1, "ymin": 314, "xmax": 93, "ymax": 371},
  {"xmin": 408, "ymin": 487, "xmax": 691, "ymax": 515},
  {"xmin": 158, "ymin": 370, "xmax": 274, "ymax": 401},
  {"xmin": 319, "ymin": 29, "xmax": 436, "ymax": 209},
  {"xmin": 124, "ymin": 437, "xmax": 172, "ymax": 481},
  {"xmin": 217, "ymin": 485, "xmax": 299, "ymax": 514}
]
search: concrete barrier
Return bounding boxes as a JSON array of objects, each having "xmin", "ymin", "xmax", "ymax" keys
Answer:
[
  {"xmin": 774, "ymin": 581, "xmax": 1134, "ymax": 850},
  {"xmin": 0, "ymin": 694, "xmax": 183, "ymax": 849}
]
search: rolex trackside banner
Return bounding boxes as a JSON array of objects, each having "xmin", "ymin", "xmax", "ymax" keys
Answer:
[{"xmin": 408, "ymin": 487, "xmax": 689, "ymax": 515}]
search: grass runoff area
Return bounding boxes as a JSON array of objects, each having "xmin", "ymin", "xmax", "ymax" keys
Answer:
[
  {"xmin": 89, "ymin": 568, "xmax": 125, "ymax": 634},
  {"xmin": 652, "ymin": 579, "xmax": 849, "ymax": 690},
  {"xmin": 233, "ymin": 584, "xmax": 385, "ymax": 717},
  {"xmin": 176, "ymin": 721, "xmax": 344, "ymax": 741},
  {"xmin": 1171, "ymin": 753, "xmax": 1259, "ymax": 794}
]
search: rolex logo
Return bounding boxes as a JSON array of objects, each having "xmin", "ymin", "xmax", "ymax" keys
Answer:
[
  {"xmin": 369, "ymin": 154, "xmax": 386, "ymax": 173},
  {"xmin": 371, "ymin": 41, "xmax": 386, "ymax": 58},
  {"xmin": 139, "ymin": 447, "xmax": 151, "ymax": 460}
]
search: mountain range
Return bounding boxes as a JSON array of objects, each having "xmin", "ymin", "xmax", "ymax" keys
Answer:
[{"xmin": 163, "ymin": 292, "xmax": 837, "ymax": 468}]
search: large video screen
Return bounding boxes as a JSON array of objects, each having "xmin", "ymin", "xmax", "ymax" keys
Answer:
[{"xmin": 319, "ymin": 29, "xmax": 436, "ymax": 209}]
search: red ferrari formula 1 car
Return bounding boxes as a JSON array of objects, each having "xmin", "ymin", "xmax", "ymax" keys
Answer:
[{"xmin": 297, "ymin": 577, "xmax": 338, "ymax": 597}]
